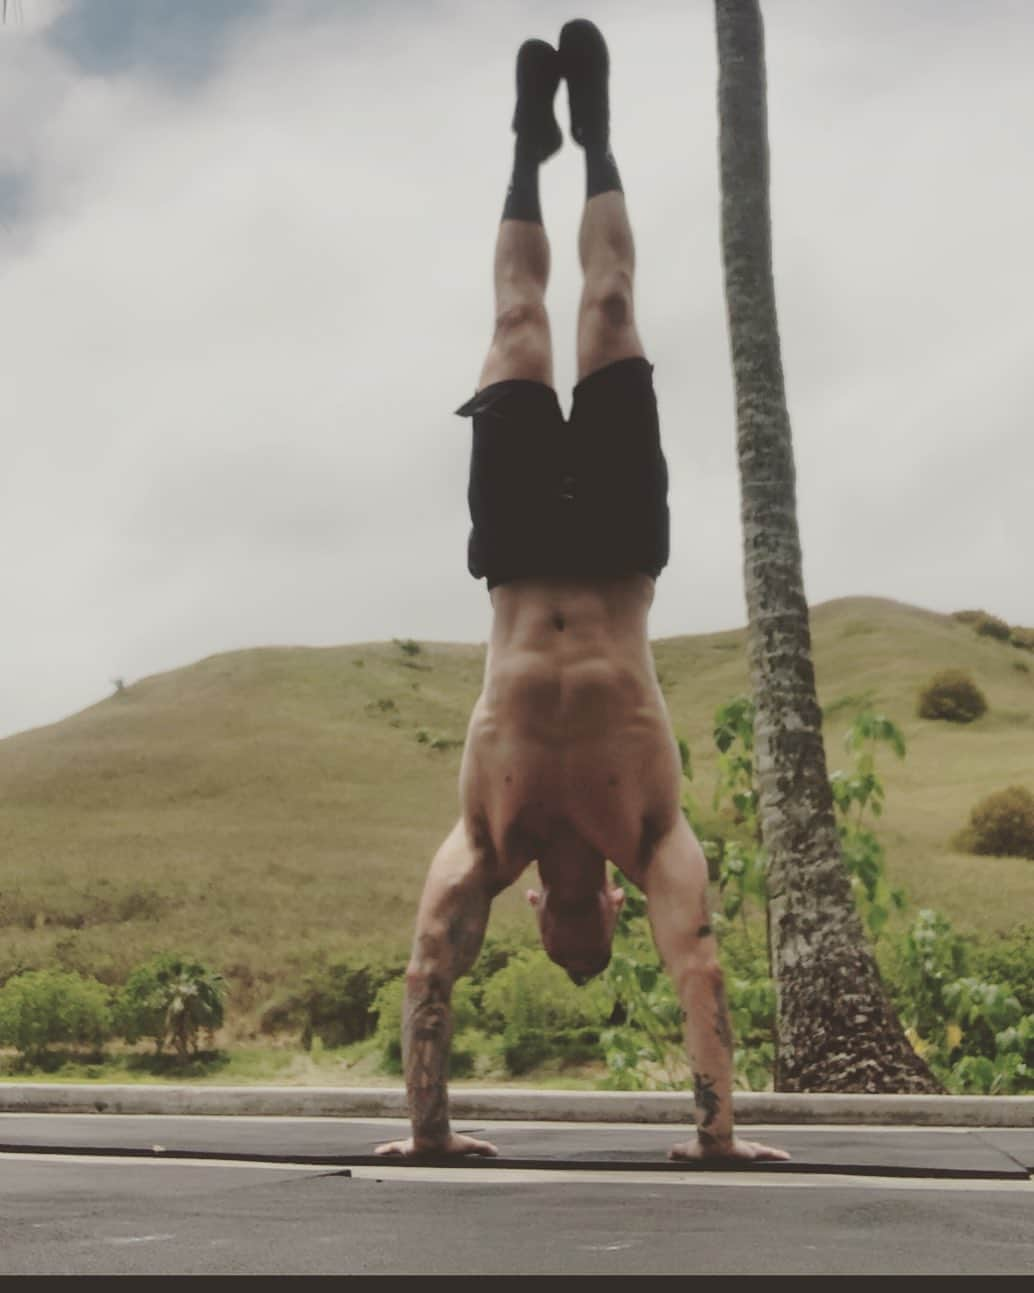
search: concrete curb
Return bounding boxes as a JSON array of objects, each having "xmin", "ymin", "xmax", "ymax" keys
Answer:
[{"xmin": 0, "ymin": 1085, "xmax": 1032, "ymax": 1126}]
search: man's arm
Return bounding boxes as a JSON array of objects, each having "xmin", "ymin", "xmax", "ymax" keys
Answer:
[
  {"xmin": 377, "ymin": 821, "xmax": 497, "ymax": 1158},
  {"xmin": 642, "ymin": 819, "xmax": 790, "ymax": 1163}
]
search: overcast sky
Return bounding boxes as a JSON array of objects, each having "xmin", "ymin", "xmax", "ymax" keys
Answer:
[{"xmin": 2, "ymin": 0, "xmax": 1032, "ymax": 739}]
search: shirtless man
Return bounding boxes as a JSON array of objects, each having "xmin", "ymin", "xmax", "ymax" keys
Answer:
[{"xmin": 377, "ymin": 20, "xmax": 788, "ymax": 1165}]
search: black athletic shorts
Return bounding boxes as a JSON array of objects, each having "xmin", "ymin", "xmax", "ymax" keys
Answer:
[{"xmin": 456, "ymin": 356, "xmax": 670, "ymax": 590}]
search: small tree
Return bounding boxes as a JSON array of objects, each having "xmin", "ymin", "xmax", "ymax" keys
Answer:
[
  {"xmin": 958, "ymin": 787, "xmax": 1034, "ymax": 860},
  {"xmin": 0, "ymin": 969, "xmax": 112, "ymax": 1062},
  {"xmin": 917, "ymin": 670, "xmax": 987, "ymax": 723},
  {"xmin": 117, "ymin": 955, "xmax": 225, "ymax": 1058},
  {"xmin": 975, "ymin": 614, "xmax": 1011, "ymax": 642}
]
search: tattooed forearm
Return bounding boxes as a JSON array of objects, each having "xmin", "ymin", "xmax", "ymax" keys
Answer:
[
  {"xmin": 402, "ymin": 978, "xmax": 453, "ymax": 1146},
  {"xmin": 447, "ymin": 903, "xmax": 489, "ymax": 976},
  {"xmin": 693, "ymin": 1072, "xmax": 721, "ymax": 1131},
  {"xmin": 713, "ymin": 976, "xmax": 734, "ymax": 1053}
]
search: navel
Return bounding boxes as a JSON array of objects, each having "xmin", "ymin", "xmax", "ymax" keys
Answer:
[{"xmin": 552, "ymin": 612, "xmax": 566, "ymax": 631}]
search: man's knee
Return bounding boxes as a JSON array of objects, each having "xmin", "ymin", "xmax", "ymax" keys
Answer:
[
  {"xmin": 577, "ymin": 272, "xmax": 641, "ymax": 377},
  {"xmin": 480, "ymin": 300, "xmax": 552, "ymax": 387},
  {"xmin": 582, "ymin": 270, "xmax": 634, "ymax": 331},
  {"xmin": 491, "ymin": 301, "xmax": 551, "ymax": 369}
]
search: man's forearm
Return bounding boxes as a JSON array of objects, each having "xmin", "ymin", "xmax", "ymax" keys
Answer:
[
  {"xmin": 680, "ymin": 962, "xmax": 736, "ymax": 1146},
  {"xmin": 402, "ymin": 975, "xmax": 454, "ymax": 1147}
]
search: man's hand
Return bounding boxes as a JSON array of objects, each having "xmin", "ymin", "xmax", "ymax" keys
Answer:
[
  {"xmin": 375, "ymin": 1131, "xmax": 499, "ymax": 1159},
  {"xmin": 668, "ymin": 1135, "xmax": 791, "ymax": 1164}
]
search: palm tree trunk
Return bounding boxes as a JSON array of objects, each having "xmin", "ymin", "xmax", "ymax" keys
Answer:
[{"xmin": 714, "ymin": 0, "xmax": 938, "ymax": 1092}]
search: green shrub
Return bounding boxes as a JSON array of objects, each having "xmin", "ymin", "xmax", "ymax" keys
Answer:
[
  {"xmin": 0, "ymin": 969, "xmax": 112, "ymax": 1060},
  {"xmin": 1010, "ymin": 627, "xmax": 1034, "ymax": 652},
  {"xmin": 481, "ymin": 950, "xmax": 610, "ymax": 1075},
  {"xmin": 952, "ymin": 610, "xmax": 1012, "ymax": 641},
  {"xmin": 917, "ymin": 670, "xmax": 987, "ymax": 723},
  {"xmin": 116, "ymin": 955, "xmax": 225, "ymax": 1057},
  {"xmin": 968, "ymin": 927, "xmax": 1034, "ymax": 1018},
  {"xmin": 975, "ymin": 614, "xmax": 1011, "ymax": 641},
  {"xmin": 265, "ymin": 955, "xmax": 404, "ymax": 1049},
  {"xmin": 466, "ymin": 933, "xmax": 535, "ymax": 1005},
  {"xmin": 958, "ymin": 786, "xmax": 1034, "ymax": 859}
]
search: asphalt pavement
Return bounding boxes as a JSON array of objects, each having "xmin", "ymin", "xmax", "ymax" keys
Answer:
[{"xmin": 1, "ymin": 1115, "xmax": 1032, "ymax": 1274}]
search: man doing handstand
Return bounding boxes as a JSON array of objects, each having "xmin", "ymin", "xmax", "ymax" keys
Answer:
[{"xmin": 377, "ymin": 20, "xmax": 788, "ymax": 1164}]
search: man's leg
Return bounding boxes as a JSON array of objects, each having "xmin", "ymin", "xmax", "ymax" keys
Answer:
[
  {"xmin": 477, "ymin": 39, "xmax": 561, "ymax": 392},
  {"xmin": 559, "ymin": 19, "xmax": 646, "ymax": 380},
  {"xmin": 375, "ymin": 819, "xmax": 497, "ymax": 1157},
  {"xmin": 478, "ymin": 221, "xmax": 554, "ymax": 390}
]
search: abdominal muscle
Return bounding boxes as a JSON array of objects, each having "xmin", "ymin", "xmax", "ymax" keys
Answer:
[{"xmin": 460, "ymin": 574, "xmax": 683, "ymax": 886}]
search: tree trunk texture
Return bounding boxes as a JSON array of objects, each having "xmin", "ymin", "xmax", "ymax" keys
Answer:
[{"xmin": 714, "ymin": 0, "xmax": 939, "ymax": 1092}]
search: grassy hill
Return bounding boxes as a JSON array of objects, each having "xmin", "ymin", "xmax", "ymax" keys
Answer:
[{"xmin": 1, "ymin": 596, "xmax": 1031, "ymax": 1031}]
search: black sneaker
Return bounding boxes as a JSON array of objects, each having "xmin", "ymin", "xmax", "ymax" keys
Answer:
[
  {"xmin": 558, "ymin": 18, "xmax": 610, "ymax": 150},
  {"xmin": 512, "ymin": 38, "xmax": 563, "ymax": 162}
]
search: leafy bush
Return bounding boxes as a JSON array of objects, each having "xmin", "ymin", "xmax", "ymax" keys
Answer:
[
  {"xmin": 0, "ymin": 969, "xmax": 112, "ymax": 1060},
  {"xmin": 917, "ymin": 670, "xmax": 987, "ymax": 723},
  {"xmin": 117, "ymin": 955, "xmax": 225, "ymax": 1058},
  {"xmin": 976, "ymin": 614, "xmax": 1012, "ymax": 641},
  {"xmin": 1010, "ymin": 627, "xmax": 1034, "ymax": 652},
  {"xmin": 883, "ymin": 909, "xmax": 1033, "ymax": 1093},
  {"xmin": 465, "ymin": 934, "xmax": 535, "ymax": 1005},
  {"xmin": 952, "ymin": 610, "xmax": 1012, "ymax": 641},
  {"xmin": 967, "ymin": 927, "xmax": 1034, "ymax": 1018},
  {"xmin": 958, "ymin": 786, "xmax": 1034, "ymax": 859},
  {"xmin": 264, "ymin": 955, "xmax": 404, "ymax": 1048},
  {"xmin": 482, "ymin": 951, "xmax": 610, "ymax": 1074}
]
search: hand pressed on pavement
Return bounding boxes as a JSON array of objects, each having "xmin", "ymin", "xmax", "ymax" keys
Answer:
[
  {"xmin": 374, "ymin": 1132, "xmax": 499, "ymax": 1159},
  {"xmin": 668, "ymin": 1136, "xmax": 791, "ymax": 1163}
]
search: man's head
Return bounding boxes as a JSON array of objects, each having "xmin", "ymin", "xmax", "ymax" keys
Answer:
[{"xmin": 526, "ymin": 879, "xmax": 625, "ymax": 984}]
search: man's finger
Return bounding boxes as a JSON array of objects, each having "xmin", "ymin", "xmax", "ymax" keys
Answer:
[
  {"xmin": 374, "ymin": 1142, "xmax": 406, "ymax": 1156},
  {"xmin": 469, "ymin": 1139, "xmax": 499, "ymax": 1156},
  {"xmin": 745, "ymin": 1141, "xmax": 791, "ymax": 1161}
]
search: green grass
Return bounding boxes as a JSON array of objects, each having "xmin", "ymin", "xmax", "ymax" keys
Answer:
[
  {"xmin": 1, "ymin": 596, "xmax": 1031, "ymax": 1035},
  {"xmin": 0, "ymin": 1041, "xmax": 607, "ymax": 1089}
]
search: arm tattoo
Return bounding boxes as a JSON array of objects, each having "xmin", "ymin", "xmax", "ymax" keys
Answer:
[
  {"xmin": 447, "ymin": 907, "xmax": 487, "ymax": 975},
  {"xmin": 693, "ymin": 1072, "xmax": 721, "ymax": 1131},
  {"xmin": 713, "ymin": 976, "xmax": 734, "ymax": 1053},
  {"xmin": 402, "ymin": 978, "xmax": 452, "ymax": 1146}
]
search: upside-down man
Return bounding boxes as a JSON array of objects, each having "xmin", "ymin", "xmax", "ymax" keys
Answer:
[{"xmin": 377, "ymin": 20, "xmax": 789, "ymax": 1165}]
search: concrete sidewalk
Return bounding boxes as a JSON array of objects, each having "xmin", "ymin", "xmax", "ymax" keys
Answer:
[
  {"xmin": 1, "ymin": 1113, "xmax": 1032, "ymax": 1178},
  {"xmin": 1, "ymin": 1083, "xmax": 1033, "ymax": 1125},
  {"xmin": 2, "ymin": 1117, "xmax": 1033, "ymax": 1274}
]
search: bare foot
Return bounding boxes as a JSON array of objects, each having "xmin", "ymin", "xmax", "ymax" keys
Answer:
[
  {"xmin": 374, "ymin": 1131, "xmax": 499, "ymax": 1159},
  {"xmin": 669, "ymin": 1136, "xmax": 791, "ymax": 1163}
]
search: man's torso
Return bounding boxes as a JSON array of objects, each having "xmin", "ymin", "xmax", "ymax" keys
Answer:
[{"xmin": 459, "ymin": 573, "xmax": 683, "ymax": 890}]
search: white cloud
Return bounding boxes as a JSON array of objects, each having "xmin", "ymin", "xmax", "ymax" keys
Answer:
[{"xmin": 1, "ymin": 0, "xmax": 1032, "ymax": 737}]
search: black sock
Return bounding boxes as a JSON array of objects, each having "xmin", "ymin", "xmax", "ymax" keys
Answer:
[
  {"xmin": 558, "ymin": 20, "xmax": 623, "ymax": 200},
  {"xmin": 502, "ymin": 139, "xmax": 543, "ymax": 223},
  {"xmin": 585, "ymin": 143, "xmax": 622, "ymax": 199}
]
